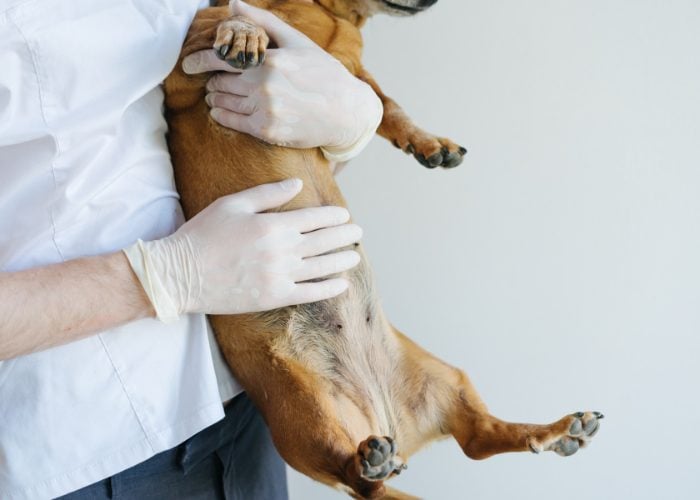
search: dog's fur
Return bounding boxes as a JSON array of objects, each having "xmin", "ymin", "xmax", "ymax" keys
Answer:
[{"xmin": 163, "ymin": 1, "xmax": 602, "ymax": 498}]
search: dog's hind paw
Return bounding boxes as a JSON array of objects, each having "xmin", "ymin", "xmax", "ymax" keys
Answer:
[
  {"xmin": 214, "ymin": 16, "xmax": 269, "ymax": 69},
  {"xmin": 355, "ymin": 436, "xmax": 406, "ymax": 481},
  {"xmin": 527, "ymin": 411, "xmax": 604, "ymax": 456}
]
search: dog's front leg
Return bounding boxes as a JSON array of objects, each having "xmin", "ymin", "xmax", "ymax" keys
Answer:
[{"xmin": 357, "ymin": 70, "xmax": 467, "ymax": 169}]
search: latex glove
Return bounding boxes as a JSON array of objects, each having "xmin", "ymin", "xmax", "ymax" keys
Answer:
[
  {"xmin": 123, "ymin": 179, "xmax": 362, "ymax": 322},
  {"xmin": 182, "ymin": 0, "xmax": 383, "ymax": 162}
]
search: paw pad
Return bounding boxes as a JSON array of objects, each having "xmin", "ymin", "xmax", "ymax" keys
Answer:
[
  {"xmin": 529, "ymin": 411, "xmax": 604, "ymax": 457},
  {"xmin": 357, "ymin": 435, "xmax": 405, "ymax": 481}
]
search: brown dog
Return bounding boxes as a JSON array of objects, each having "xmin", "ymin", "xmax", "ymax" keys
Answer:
[{"xmin": 163, "ymin": 1, "xmax": 603, "ymax": 498}]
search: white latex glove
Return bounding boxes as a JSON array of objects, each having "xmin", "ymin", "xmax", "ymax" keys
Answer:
[
  {"xmin": 124, "ymin": 179, "xmax": 362, "ymax": 322},
  {"xmin": 182, "ymin": 0, "xmax": 383, "ymax": 162}
]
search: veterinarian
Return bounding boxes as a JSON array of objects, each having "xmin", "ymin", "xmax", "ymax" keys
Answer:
[{"xmin": 0, "ymin": 0, "xmax": 382, "ymax": 498}]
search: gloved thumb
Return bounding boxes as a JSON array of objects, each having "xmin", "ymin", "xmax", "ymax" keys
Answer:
[{"xmin": 229, "ymin": 0, "xmax": 314, "ymax": 49}]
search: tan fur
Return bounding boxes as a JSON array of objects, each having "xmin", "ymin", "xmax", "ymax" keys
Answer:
[{"xmin": 163, "ymin": 1, "xmax": 602, "ymax": 498}]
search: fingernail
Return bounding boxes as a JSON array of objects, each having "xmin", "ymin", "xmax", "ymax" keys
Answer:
[
  {"xmin": 326, "ymin": 278, "xmax": 350, "ymax": 298},
  {"xmin": 332, "ymin": 279, "xmax": 349, "ymax": 295},
  {"xmin": 210, "ymin": 108, "xmax": 222, "ymax": 121},
  {"xmin": 338, "ymin": 207, "xmax": 350, "ymax": 222},
  {"xmin": 230, "ymin": 0, "xmax": 247, "ymax": 13},
  {"xmin": 280, "ymin": 178, "xmax": 302, "ymax": 191},
  {"xmin": 205, "ymin": 93, "xmax": 214, "ymax": 107},
  {"xmin": 348, "ymin": 251, "xmax": 361, "ymax": 266},
  {"xmin": 182, "ymin": 54, "xmax": 198, "ymax": 74}
]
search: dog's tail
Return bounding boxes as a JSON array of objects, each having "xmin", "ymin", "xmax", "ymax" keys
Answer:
[
  {"xmin": 381, "ymin": 486, "xmax": 421, "ymax": 500},
  {"xmin": 349, "ymin": 485, "xmax": 420, "ymax": 500}
]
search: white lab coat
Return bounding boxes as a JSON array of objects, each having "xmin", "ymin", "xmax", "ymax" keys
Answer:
[{"xmin": 0, "ymin": 0, "xmax": 241, "ymax": 498}]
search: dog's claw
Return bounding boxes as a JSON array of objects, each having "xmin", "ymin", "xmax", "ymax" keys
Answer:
[{"xmin": 217, "ymin": 45, "xmax": 230, "ymax": 59}]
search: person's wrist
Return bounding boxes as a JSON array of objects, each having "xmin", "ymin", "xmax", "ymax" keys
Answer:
[
  {"xmin": 122, "ymin": 238, "xmax": 185, "ymax": 323},
  {"xmin": 110, "ymin": 251, "xmax": 156, "ymax": 320}
]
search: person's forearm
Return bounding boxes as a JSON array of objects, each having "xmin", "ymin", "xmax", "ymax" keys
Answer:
[{"xmin": 0, "ymin": 252, "xmax": 154, "ymax": 361}]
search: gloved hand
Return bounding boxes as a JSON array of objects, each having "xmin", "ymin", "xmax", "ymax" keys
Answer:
[
  {"xmin": 124, "ymin": 179, "xmax": 362, "ymax": 322},
  {"xmin": 182, "ymin": 0, "xmax": 383, "ymax": 162}
]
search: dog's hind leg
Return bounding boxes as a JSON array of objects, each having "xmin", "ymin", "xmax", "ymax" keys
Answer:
[
  {"xmin": 391, "ymin": 327, "xmax": 603, "ymax": 460},
  {"xmin": 228, "ymin": 355, "xmax": 399, "ymax": 499},
  {"xmin": 446, "ymin": 371, "xmax": 604, "ymax": 459}
]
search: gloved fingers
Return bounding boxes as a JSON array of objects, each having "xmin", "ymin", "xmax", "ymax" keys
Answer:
[
  {"xmin": 226, "ymin": 178, "xmax": 303, "ymax": 213},
  {"xmin": 297, "ymin": 223, "xmax": 362, "ymax": 258},
  {"xmin": 206, "ymin": 92, "xmax": 256, "ymax": 115},
  {"xmin": 269, "ymin": 206, "xmax": 350, "ymax": 233},
  {"xmin": 206, "ymin": 72, "xmax": 257, "ymax": 97},
  {"xmin": 291, "ymin": 251, "xmax": 360, "ymax": 283},
  {"xmin": 230, "ymin": 0, "xmax": 315, "ymax": 49},
  {"xmin": 209, "ymin": 107, "xmax": 262, "ymax": 137},
  {"xmin": 285, "ymin": 278, "xmax": 349, "ymax": 306},
  {"xmin": 182, "ymin": 50, "xmax": 244, "ymax": 75}
]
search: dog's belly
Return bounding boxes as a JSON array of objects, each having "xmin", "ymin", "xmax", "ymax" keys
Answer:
[{"xmin": 272, "ymin": 259, "xmax": 402, "ymax": 441}]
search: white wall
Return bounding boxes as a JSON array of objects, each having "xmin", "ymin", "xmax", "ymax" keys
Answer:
[{"xmin": 289, "ymin": 1, "xmax": 700, "ymax": 498}]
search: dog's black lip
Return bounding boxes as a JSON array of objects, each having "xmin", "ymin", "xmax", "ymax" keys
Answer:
[{"xmin": 380, "ymin": 0, "xmax": 423, "ymax": 14}]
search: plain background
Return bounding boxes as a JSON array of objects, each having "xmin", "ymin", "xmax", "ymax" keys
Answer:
[{"xmin": 287, "ymin": 1, "xmax": 700, "ymax": 499}]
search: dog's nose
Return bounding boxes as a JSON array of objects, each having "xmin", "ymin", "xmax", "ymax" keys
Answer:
[{"xmin": 418, "ymin": 0, "xmax": 438, "ymax": 8}]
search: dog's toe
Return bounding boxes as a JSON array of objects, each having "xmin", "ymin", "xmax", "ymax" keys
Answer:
[
  {"xmin": 214, "ymin": 17, "xmax": 269, "ymax": 70},
  {"xmin": 398, "ymin": 134, "xmax": 466, "ymax": 170},
  {"xmin": 426, "ymin": 151, "xmax": 444, "ymax": 168},
  {"xmin": 442, "ymin": 146, "xmax": 467, "ymax": 168}
]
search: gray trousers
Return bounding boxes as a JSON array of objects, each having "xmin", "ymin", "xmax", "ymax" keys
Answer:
[{"xmin": 56, "ymin": 393, "xmax": 288, "ymax": 500}]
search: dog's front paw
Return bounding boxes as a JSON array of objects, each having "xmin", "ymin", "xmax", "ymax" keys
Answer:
[
  {"xmin": 528, "ymin": 411, "xmax": 604, "ymax": 456},
  {"xmin": 391, "ymin": 129, "xmax": 466, "ymax": 169},
  {"xmin": 355, "ymin": 436, "xmax": 406, "ymax": 481},
  {"xmin": 214, "ymin": 16, "xmax": 269, "ymax": 69}
]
